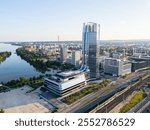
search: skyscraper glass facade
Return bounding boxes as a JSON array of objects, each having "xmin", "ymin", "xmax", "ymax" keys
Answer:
[{"xmin": 82, "ymin": 22, "xmax": 100, "ymax": 79}]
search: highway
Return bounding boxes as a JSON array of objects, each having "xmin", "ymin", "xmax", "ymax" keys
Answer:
[
  {"xmin": 59, "ymin": 83, "xmax": 117, "ymax": 113},
  {"xmin": 74, "ymin": 82, "xmax": 132, "ymax": 113},
  {"xmin": 95, "ymin": 75, "xmax": 150, "ymax": 113},
  {"xmin": 61, "ymin": 79, "xmax": 136, "ymax": 112},
  {"xmin": 73, "ymin": 78, "xmax": 139, "ymax": 112}
]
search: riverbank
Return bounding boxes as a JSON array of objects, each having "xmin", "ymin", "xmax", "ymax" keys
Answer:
[
  {"xmin": 0, "ymin": 51, "xmax": 11, "ymax": 63},
  {"xmin": 16, "ymin": 47, "xmax": 77, "ymax": 72},
  {"xmin": 0, "ymin": 43, "xmax": 41, "ymax": 83}
]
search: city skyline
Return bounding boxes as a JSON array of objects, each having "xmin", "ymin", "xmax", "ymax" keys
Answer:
[{"xmin": 0, "ymin": 0, "xmax": 150, "ymax": 41}]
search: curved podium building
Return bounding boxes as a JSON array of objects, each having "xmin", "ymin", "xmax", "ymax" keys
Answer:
[{"xmin": 44, "ymin": 71, "xmax": 86, "ymax": 96}]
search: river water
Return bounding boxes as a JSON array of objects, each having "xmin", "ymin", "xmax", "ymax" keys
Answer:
[{"xmin": 0, "ymin": 43, "xmax": 41, "ymax": 83}]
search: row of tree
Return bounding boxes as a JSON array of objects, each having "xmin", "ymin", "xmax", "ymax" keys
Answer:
[
  {"xmin": 62, "ymin": 80, "xmax": 111, "ymax": 105},
  {"xmin": 1, "ymin": 75, "xmax": 44, "ymax": 90}
]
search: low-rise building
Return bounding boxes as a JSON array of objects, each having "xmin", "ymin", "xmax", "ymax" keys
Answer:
[
  {"xmin": 129, "ymin": 57, "xmax": 150, "ymax": 72},
  {"xmin": 44, "ymin": 70, "xmax": 86, "ymax": 96}
]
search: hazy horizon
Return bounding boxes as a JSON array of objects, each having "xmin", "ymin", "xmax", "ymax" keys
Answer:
[
  {"xmin": 1, "ymin": 39, "xmax": 150, "ymax": 43},
  {"xmin": 0, "ymin": 0, "xmax": 150, "ymax": 41}
]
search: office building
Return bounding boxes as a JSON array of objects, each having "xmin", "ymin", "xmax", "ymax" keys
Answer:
[
  {"xmin": 81, "ymin": 22, "xmax": 100, "ymax": 79},
  {"xmin": 104, "ymin": 58, "xmax": 131, "ymax": 76},
  {"xmin": 44, "ymin": 71, "xmax": 86, "ymax": 96}
]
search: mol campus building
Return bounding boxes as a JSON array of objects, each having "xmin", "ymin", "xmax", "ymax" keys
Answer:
[
  {"xmin": 44, "ymin": 22, "xmax": 100, "ymax": 96},
  {"xmin": 44, "ymin": 71, "xmax": 87, "ymax": 96}
]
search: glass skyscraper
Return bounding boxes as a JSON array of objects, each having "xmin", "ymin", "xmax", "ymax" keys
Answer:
[{"xmin": 81, "ymin": 22, "xmax": 100, "ymax": 79}]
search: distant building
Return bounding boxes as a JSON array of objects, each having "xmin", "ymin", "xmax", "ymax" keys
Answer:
[
  {"xmin": 25, "ymin": 46, "xmax": 36, "ymax": 52},
  {"xmin": 129, "ymin": 57, "xmax": 150, "ymax": 72},
  {"xmin": 72, "ymin": 50, "xmax": 82, "ymax": 68},
  {"xmin": 81, "ymin": 22, "xmax": 100, "ymax": 79},
  {"xmin": 104, "ymin": 58, "xmax": 131, "ymax": 76},
  {"xmin": 131, "ymin": 61, "xmax": 148, "ymax": 72},
  {"xmin": 103, "ymin": 51, "xmax": 110, "ymax": 57},
  {"xmin": 66, "ymin": 56, "xmax": 72, "ymax": 64},
  {"xmin": 112, "ymin": 52, "xmax": 123, "ymax": 59},
  {"xmin": 44, "ymin": 71, "xmax": 86, "ymax": 96},
  {"xmin": 60, "ymin": 47, "xmax": 68, "ymax": 63}
]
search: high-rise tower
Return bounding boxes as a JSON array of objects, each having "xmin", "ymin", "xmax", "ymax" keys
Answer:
[
  {"xmin": 81, "ymin": 22, "xmax": 100, "ymax": 79},
  {"xmin": 60, "ymin": 46, "xmax": 68, "ymax": 63}
]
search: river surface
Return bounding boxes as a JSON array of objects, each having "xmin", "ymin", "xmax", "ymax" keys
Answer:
[{"xmin": 0, "ymin": 43, "xmax": 41, "ymax": 83}]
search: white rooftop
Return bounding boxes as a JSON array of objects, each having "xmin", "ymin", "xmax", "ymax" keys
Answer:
[{"xmin": 58, "ymin": 70, "xmax": 81, "ymax": 77}]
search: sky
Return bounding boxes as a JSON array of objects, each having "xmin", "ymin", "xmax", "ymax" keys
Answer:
[{"xmin": 0, "ymin": 0, "xmax": 150, "ymax": 41}]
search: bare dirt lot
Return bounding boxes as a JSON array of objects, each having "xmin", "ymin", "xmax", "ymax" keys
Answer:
[{"xmin": 0, "ymin": 86, "xmax": 53, "ymax": 113}]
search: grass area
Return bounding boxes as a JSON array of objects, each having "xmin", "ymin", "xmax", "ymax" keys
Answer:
[
  {"xmin": 120, "ymin": 90, "xmax": 147, "ymax": 113},
  {"xmin": 0, "ymin": 76, "xmax": 44, "ymax": 93},
  {"xmin": 61, "ymin": 80, "xmax": 111, "ymax": 105}
]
